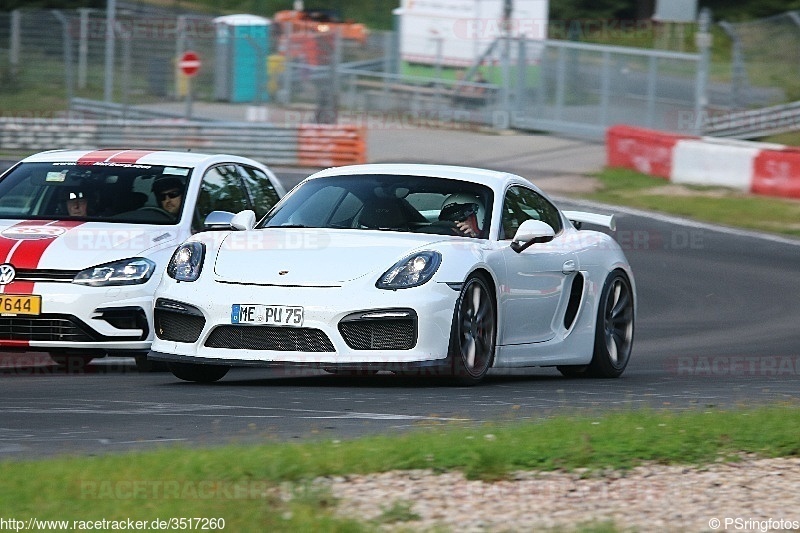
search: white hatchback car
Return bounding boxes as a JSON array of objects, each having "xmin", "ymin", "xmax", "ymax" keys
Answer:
[{"xmin": 0, "ymin": 149, "xmax": 285, "ymax": 369}]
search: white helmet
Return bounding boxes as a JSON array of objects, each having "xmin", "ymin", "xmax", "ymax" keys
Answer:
[{"xmin": 440, "ymin": 193, "xmax": 485, "ymax": 230}]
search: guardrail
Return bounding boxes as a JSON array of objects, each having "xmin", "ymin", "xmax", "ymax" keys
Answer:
[
  {"xmin": 702, "ymin": 101, "xmax": 800, "ymax": 139},
  {"xmin": 0, "ymin": 118, "xmax": 366, "ymax": 167},
  {"xmin": 70, "ymin": 98, "xmax": 209, "ymax": 121}
]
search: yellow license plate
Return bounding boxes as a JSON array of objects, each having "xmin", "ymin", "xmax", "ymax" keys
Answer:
[{"xmin": 0, "ymin": 294, "xmax": 42, "ymax": 316}]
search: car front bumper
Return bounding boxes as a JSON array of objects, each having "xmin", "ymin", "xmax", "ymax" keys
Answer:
[
  {"xmin": 0, "ymin": 281, "xmax": 155, "ymax": 354},
  {"xmin": 150, "ymin": 279, "xmax": 460, "ymax": 366}
]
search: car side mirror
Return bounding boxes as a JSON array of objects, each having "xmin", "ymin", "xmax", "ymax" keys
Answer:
[
  {"xmin": 203, "ymin": 210, "xmax": 237, "ymax": 231},
  {"xmin": 510, "ymin": 219, "xmax": 555, "ymax": 253},
  {"xmin": 230, "ymin": 209, "xmax": 256, "ymax": 231}
]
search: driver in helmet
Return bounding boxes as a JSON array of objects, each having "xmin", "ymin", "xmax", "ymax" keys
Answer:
[{"xmin": 439, "ymin": 193, "xmax": 485, "ymax": 238}]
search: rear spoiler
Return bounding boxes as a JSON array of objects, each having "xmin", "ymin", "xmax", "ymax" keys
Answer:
[{"xmin": 563, "ymin": 210, "xmax": 616, "ymax": 231}]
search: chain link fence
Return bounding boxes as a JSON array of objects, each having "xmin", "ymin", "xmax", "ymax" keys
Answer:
[
  {"xmin": 509, "ymin": 39, "xmax": 702, "ymax": 138},
  {"xmin": 0, "ymin": 9, "xmax": 218, "ymax": 108}
]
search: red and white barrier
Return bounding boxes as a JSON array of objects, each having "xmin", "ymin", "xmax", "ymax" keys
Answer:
[
  {"xmin": 606, "ymin": 125, "xmax": 689, "ymax": 180},
  {"xmin": 606, "ymin": 125, "xmax": 800, "ymax": 199}
]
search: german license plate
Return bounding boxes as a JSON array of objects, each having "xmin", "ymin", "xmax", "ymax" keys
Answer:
[
  {"xmin": 0, "ymin": 294, "xmax": 41, "ymax": 316},
  {"xmin": 231, "ymin": 304, "xmax": 304, "ymax": 327}
]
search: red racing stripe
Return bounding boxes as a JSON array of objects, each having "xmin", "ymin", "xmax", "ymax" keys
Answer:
[
  {"xmin": 77, "ymin": 149, "xmax": 157, "ymax": 165},
  {"xmin": 0, "ymin": 220, "xmax": 50, "ymax": 264},
  {"xmin": 107, "ymin": 150, "xmax": 157, "ymax": 163},
  {"xmin": 0, "ymin": 220, "xmax": 85, "ymax": 347},
  {"xmin": 0, "ymin": 220, "xmax": 85, "ymax": 295},
  {"xmin": 77, "ymin": 149, "xmax": 128, "ymax": 165}
]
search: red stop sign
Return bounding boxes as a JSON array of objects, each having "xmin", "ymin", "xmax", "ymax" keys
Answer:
[{"xmin": 179, "ymin": 51, "xmax": 201, "ymax": 77}]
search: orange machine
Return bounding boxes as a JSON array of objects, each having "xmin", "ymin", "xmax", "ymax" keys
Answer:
[{"xmin": 273, "ymin": 8, "xmax": 368, "ymax": 44}]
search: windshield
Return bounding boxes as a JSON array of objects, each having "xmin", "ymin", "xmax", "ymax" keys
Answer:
[
  {"xmin": 0, "ymin": 161, "xmax": 192, "ymax": 224},
  {"xmin": 262, "ymin": 174, "xmax": 493, "ymax": 238}
]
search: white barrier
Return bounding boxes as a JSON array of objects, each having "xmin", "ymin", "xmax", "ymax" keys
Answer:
[{"xmin": 671, "ymin": 138, "xmax": 764, "ymax": 191}]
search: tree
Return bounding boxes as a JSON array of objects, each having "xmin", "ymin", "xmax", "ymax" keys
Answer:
[{"xmin": 701, "ymin": 0, "xmax": 800, "ymax": 20}]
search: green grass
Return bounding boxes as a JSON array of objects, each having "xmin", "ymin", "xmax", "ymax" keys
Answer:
[
  {"xmin": 2, "ymin": 406, "xmax": 799, "ymax": 531},
  {"xmin": 583, "ymin": 167, "xmax": 800, "ymax": 237},
  {"xmin": 762, "ymin": 131, "xmax": 800, "ymax": 146}
]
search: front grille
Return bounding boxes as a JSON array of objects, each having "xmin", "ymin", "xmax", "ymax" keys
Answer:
[
  {"xmin": 205, "ymin": 325, "xmax": 335, "ymax": 352},
  {"xmin": 8, "ymin": 268, "xmax": 79, "ymax": 283},
  {"xmin": 339, "ymin": 319, "xmax": 416, "ymax": 350},
  {"xmin": 154, "ymin": 299, "xmax": 205, "ymax": 343},
  {"xmin": 154, "ymin": 309, "xmax": 205, "ymax": 343},
  {"xmin": 0, "ymin": 314, "xmax": 96, "ymax": 342},
  {"xmin": 95, "ymin": 307, "xmax": 149, "ymax": 339}
]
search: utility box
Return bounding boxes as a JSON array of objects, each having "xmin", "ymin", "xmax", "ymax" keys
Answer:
[{"xmin": 214, "ymin": 14, "xmax": 271, "ymax": 103}]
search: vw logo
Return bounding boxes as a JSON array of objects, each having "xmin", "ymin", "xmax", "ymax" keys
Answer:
[{"xmin": 0, "ymin": 263, "xmax": 16, "ymax": 285}]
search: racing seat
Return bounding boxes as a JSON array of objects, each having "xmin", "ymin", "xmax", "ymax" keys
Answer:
[{"xmin": 358, "ymin": 199, "xmax": 409, "ymax": 230}]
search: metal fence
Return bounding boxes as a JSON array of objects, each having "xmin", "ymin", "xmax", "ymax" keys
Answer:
[
  {"xmin": 269, "ymin": 25, "xmax": 708, "ymax": 138},
  {"xmin": 3, "ymin": 8, "xmax": 800, "ymax": 141},
  {"xmin": 500, "ymin": 38, "xmax": 705, "ymax": 138},
  {"xmin": 0, "ymin": 9, "xmax": 218, "ymax": 104}
]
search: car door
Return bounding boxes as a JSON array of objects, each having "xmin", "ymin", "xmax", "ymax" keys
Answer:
[
  {"xmin": 236, "ymin": 164, "xmax": 282, "ymax": 219},
  {"xmin": 497, "ymin": 185, "xmax": 577, "ymax": 345}
]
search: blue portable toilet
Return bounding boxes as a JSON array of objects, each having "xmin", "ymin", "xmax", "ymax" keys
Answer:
[{"xmin": 214, "ymin": 14, "xmax": 271, "ymax": 103}]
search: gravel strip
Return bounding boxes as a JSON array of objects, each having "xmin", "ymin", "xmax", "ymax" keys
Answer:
[{"xmin": 316, "ymin": 457, "xmax": 800, "ymax": 532}]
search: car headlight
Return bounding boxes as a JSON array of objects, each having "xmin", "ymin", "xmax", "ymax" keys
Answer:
[
  {"xmin": 377, "ymin": 251, "xmax": 441, "ymax": 290},
  {"xmin": 166, "ymin": 242, "xmax": 205, "ymax": 282},
  {"xmin": 73, "ymin": 258, "xmax": 156, "ymax": 287}
]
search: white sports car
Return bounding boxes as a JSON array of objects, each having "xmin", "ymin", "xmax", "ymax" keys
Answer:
[
  {"xmin": 150, "ymin": 164, "xmax": 635, "ymax": 385},
  {"xmin": 0, "ymin": 149, "xmax": 284, "ymax": 369}
]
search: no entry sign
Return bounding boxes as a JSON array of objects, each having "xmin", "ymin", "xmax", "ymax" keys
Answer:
[{"xmin": 179, "ymin": 51, "xmax": 201, "ymax": 77}]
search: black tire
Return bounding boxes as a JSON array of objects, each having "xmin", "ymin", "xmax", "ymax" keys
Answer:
[
  {"xmin": 585, "ymin": 270, "xmax": 634, "ymax": 378},
  {"xmin": 168, "ymin": 362, "xmax": 229, "ymax": 383},
  {"xmin": 447, "ymin": 275, "xmax": 496, "ymax": 385},
  {"xmin": 556, "ymin": 364, "xmax": 589, "ymax": 378}
]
